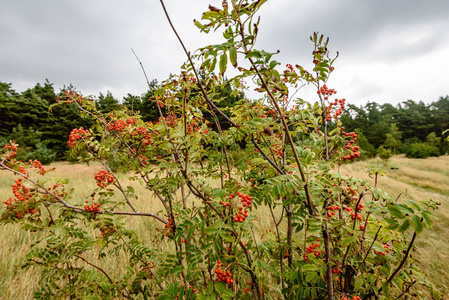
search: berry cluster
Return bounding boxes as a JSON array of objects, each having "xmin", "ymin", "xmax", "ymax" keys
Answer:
[
  {"xmin": 341, "ymin": 130, "xmax": 360, "ymax": 161},
  {"xmin": 3, "ymin": 142, "xmax": 18, "ymax": 160},
  {"xmin": 94, "ymin": 170, "xmax": 114, "ymax": 188},
  {"xmin": 234, "ymin": 205, "xmax": 249, "ymax": 223},
  {"xmin": 326, "ymin": 205, "xmax": 341, "ymax": 218},
  {"xmin": 58, "ymin": 90, "xmax": 84, "ymax": 104},
  {"xmin": 3, "ymin": 178, "xmax": 38, "ymax": 218},
  {"xmin": 238, "ymin": 191, "xmax": 252, "ymax": 208},
  {"xmin": 219, "ymin": 193, "xmax": 232, "ymax": 207},
  {"xmin": 215, "ymin": 260, "xmax": 233, "ymax": 285},
  {"xmin": 332, "ymin": 267, "xmax": 341, "ymax": 275},
  {"xmin": 85, "ymin": 202, "xmax": 100, "ymax": 213},
  {"xmin": 11, "ymin": 178, "xmax": 32, "ymax": 202},
  {"xmin": 261, "ymin": 108, "xmax": 276, "ymax": 118},
  {"xmin": 138, "ymin": 154, "xmax": 150, "ymax": 166},
  {"xmin": 162, "ymin": 218, "xmax": 174, "ymax": 237},
  {"xmin": 317, "ymin": 84, "xmax": 337, "ymax": 98},
  {"xmin": 304, "ymin": 238, "xmax": 322, "ymax": 262},
  {"xmin": 68, "ymin": 127, "xmax": 91, "ymax": 148},
  {"xmin": 19, "ymin": 166, "xmax": 27, "ymax": 175},
  {"xmin": 30, "ymin": 159, "xmax": 47, "ymax": 175},
  {"xmin": 248, "ymin": 178, "xmax": 255, "ymax": 187},
  {"xmin": 341, "ymin": 296, "xmax": 361, "ymax": 300},
  {"xmin": 283, "ymin": 63, "xmax": 298, "ymax": 83},
  {"xmin": 108, "ymin": 119, "xmax": 129, "ymax": 132},
  {"xmin": 126, "ymin": 118, "xmax": 137, "ymax": 125},
  {"xmin": 131, "ymin": 126, "xmax": 152, "ymax": 145},
  {"xmin": 350, "ymin": 212, "xmax": 363, "ymax": 221},
  {"xmin": 326, "ymin": 98, "xmax": 346, "ymax": 121},
  {"xmin": 270, "ymin": 142, "xmax": 283, "ymax": 159},
  {"xmin": 186, "ymin": 117, "xmax": 208, "ymax": 135},
  {"xmin": 345, "ymin": 185, "xmax": 357, "ymax": 197}
]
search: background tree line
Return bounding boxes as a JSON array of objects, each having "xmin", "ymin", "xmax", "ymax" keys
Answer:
[
  {"xmin": 0, "ymin": 79, "xmax": 243, "ymax": 163},
  {"xmin": 339, "ymin": 98, "xmax": 449, "ymax": 159},
  {"xmin": 0, "ymin": 80, "xmax": 448, "ymax": 163}
]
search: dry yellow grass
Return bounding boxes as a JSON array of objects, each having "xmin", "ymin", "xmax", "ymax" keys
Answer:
[
  {"xmin": 0, "ymin": 162, "xmax": 165, "ymax": 299},
  {"xmin": 1, "ymin": 156, "xmax": 448, "ymax": 298}
]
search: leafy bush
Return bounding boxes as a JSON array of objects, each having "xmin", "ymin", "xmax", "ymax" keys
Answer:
[
  {"xmin": 377, "ymin": 146, "xmax": 392, "ymax": 161},
  {"xmin": 404, "ymin": 142, "xmax": 440, "ymax": 158},
  {"xmin": 0, "ymin": 1, "xmax": 440, "ymax": 299}
]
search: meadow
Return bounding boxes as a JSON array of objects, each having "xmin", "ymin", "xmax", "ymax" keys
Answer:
[{"xmin": 0, "ymin": 155, "xmax": 448, "ymax": 299}]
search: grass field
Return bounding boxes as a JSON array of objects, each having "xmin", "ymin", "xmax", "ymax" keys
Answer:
[{"xmin": 0, "ymin": 156, "xmax": 448, "ymax": 298}]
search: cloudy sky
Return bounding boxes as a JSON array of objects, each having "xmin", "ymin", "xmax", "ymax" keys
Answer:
[{"xmin": 1, "ymin": 0, "xmax": 448, "ymax": 107}]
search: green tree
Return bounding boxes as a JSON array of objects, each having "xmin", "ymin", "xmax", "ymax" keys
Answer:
[
  {"xmin": 383, "ymin": 124, "xmax": 402, "ymax": 154},
  {"xmin": 122, "ymin": 93, "xmax": 142, "ymax": 113},
  {"xmin": 97, "ymin": 91, "xmax": 119, "ymax": 113},
  {"xmin": 354, "ymin": 128, "xmax": 376, "ymax": 158},
  {"xmin": 9, "ymin": 124, "xmax": 54, "ymax": 164},
  {"xmin": 0, "ymin": 82, "xmax": 21, "ymax": 136},
  {"xmin": 140, "ymin": 79, "xmax": 161, "ymax": 122}
]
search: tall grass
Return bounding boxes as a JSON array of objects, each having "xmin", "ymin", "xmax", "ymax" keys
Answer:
[{"xmin": 1, "ymin": 156, "xmax": 448, "ymax": 298}]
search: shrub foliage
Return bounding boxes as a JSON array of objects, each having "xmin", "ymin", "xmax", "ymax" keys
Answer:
[{"xmin": 0, "ymin": 1, "xmax": 440, "ymax": 299}]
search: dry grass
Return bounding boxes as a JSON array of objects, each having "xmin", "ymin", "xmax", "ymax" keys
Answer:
[
  {"xmin": 1, "ymin": 156, "xmax": 448, "ymax": 298},
  {"xmin": 0, "ymin": 162, "xmax": 166, "ymax": 299}
]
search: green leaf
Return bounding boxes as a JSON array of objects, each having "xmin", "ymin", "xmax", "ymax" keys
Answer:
[
  {"xmin": 305, "ymin": 152, "xmax": 314, "ymax": 164},
  {"xmin": 354, "ymin": 276, "xmax": 363, "ymax": 290},
  {"xmin": 219, "ymin": 53, "xmax": 227, "ymax": 74},
  {"xmin": 341, "ymin": 236, "xmax": 357, "ymax": 247},
  {"xmin": 387, "ymin": 205, "xmax": 405, "ymax": 219},
  {"xmin": 411, "ymin": 215, "xmax": 424, "ymax": 234},
  {"xmin": 302, "ymin": 264, "xmax": 318, "ymax": 271},
  {"xmin": 205, "ymin": 221, "xmax": 223, "ymax": 234},
  {"xmin": 398, "ymin": 219, "xmax": 410, "ymax": 232},
  {"xmin": 221, "ymin": 233, "xmax": 235, "ymax": 243},
  {"xmin": 201, "ymin": 243, "xmax": 214, "ymax": 251},
  {"xmin": 269, "ymin": 60, "xmax": 279, "ymax": 69},
  {"xmin": 313, "ymin": 66, "xmax": 328, "ymax": 73},
  {"xmin": 421, "ymin": 211, "xmax": 433, "ymax": 229},
  {"xmin": 385, "ymin": 218, "xmax": 398, "ymax": 226},
  {"xmin": 229, "ymin": 47, "xmax": 237, "ymax": 67},
  {"xmin": 396, "ymin": 203, "xmax": 414, "ymax": 216},
  {"xmin": 245, "ymin": 50, "xmax": 262, "ymax": 59},
  {"xmin": 210, "ymin": 57, "xmax": 217, "ymax": 72}
]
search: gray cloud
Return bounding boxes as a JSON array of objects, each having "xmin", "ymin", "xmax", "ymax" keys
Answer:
[{"xmin": 1, "ymin": 0, "xmax": 448, "ymax": 105}]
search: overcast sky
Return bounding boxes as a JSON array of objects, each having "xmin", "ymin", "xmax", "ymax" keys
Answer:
[{"xmin": 1, "ymin": 0, "xmax": 448, "ymax": 107}]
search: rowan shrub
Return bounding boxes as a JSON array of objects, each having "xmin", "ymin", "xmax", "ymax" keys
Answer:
[{"xmin": 0, "ymin": 1, "xmax": 441, "ymax": 299}]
